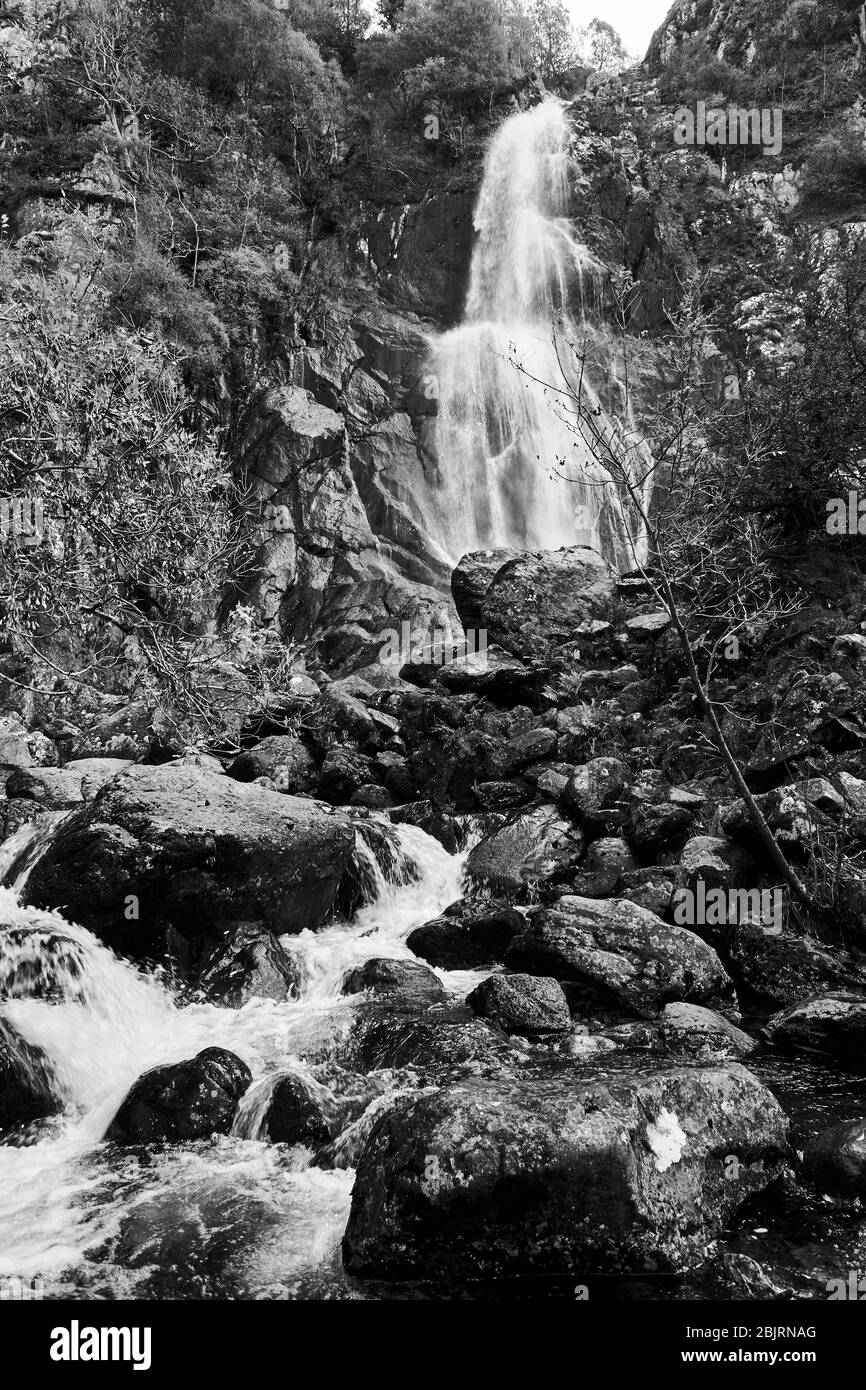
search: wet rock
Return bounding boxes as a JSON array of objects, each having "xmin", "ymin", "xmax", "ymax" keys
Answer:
[
  {"xmin": 477, "ymin": 547, "xmax": 617, "ymax": 660},
  {"xmin": 389, "ymin": 801, "xmax": 463, "ymax": 853},
  {"xmin": 312, "ymin": 688, "xmax": 378, "ymax": 747},
  {"xmin": 227, "ymin": 736, "xmax": 318, "ymax": 794},
  {"xmin": 260, "ymin": 1073, "xmax": 333, "ymax": 1148},
  {"xmin": 506, "ymin": 895, "xmax": 735, "ymax": 1018},
  {"xmin": 69, "ymin": 700, "xmax": 173, "ymax": 761},
  {"xmin": 25, "ymin": 764, "xmax": 354, "ymax": 960},
  {"xmin": 374, "ymin": 752, "xmax": 416, "ymax": 803},
  {"xmin": 406, "ymin": 905, "xmax": 523, "ymax": 969},
  {"xmin": 105, "ymin": 1047, "xmax": 252, "ymax": 1143},
  {"xmin": 0, "ymin": 1017, "xmax": 59, "ymax": 1138},
  {"xmin": 764, "ymin": 994, "xmax": 866, "ymax": 1068},
  {"xmin": 467, "ymin": 973, "xmax": 571, "ymax": 1035},
  {"xmin": 342, "ymin": 958, "xmax": 446, "ymax": 1008},
  {"xmin": 803, "ymin": 1120, "xmax": 866, "ymax": 1198},
  {"xmin": 342, "ymin": 1063, "xmax": 789, "ymax": 1279},
  {"xmin": 200, "ymin": 922, "xmax": 301, "ymax": 1007},
  {"xmin": 317, "ymin": 749, "xmax": 378, "ymax": 803},
  {"xmin": 658, "ymin": 1003, "xmax": 758, "ymax": 1061},
  {"xmin": 345, "ymin": 1011, "xmax": 514, "ymax": 1077},
  {"xmin": 466, "ymin": 806, "xmax": 583, "ymax": 899}
]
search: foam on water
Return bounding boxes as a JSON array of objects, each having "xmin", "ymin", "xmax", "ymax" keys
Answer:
[{"xmin": 0, "ymin": 823, "xmax": 467, "ymax": 1292}]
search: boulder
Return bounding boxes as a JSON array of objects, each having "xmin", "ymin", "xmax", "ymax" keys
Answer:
[
  {"xmin": 658, "ymin": 1003, "xmax": 758, "ymax": 1061},
  {"xmin": 199, "ymin": 922, "xmax": 301, "ymax": 1006},
  {"xmin": 506, "ymin": 895, "xmax": 735, "ymax": 1018},
  {"xmin": 803, "ymin": 1120, "xmax": 866, "ymax": 1198},
  {"xmin": 342, "ymin": 1063, "xmax": 789, "ymax": 1279},
  {"xmin": 341, "ymin": 957, "xmax": 446, "ymax": 1008},
  {"xmin": 0, "ymin": 1017, "xmax": 59, "ymax": 1137},
  {"xmin": 25, "ymin": 765, "xmax": 354, "ymax": 961},
  {"xmin": 678, "ymin": 836, "xmax": 755, "ymax": 894},
  {"xmin": 406, "ymin": 906, "xmax": 523, "ymax": 970},
  {"xmin": 476, "ymin": 547, "xmax": 617, "ymax": 659},
  {"xmin": 627, "ymin": 802, "xmax": 693, "ymax": 855},
  {"xmin": 318, "ymin": 749, "xmax": 378, "ymax": 803},
  {"xmin": 699, "ymin": 923, "xmax": 866, "ymax": 1009},
  {"xmin": 344, "ymin": 1012, "xmax": 514, "ymax": 1078},
  {"xmin": 227, "ymin": 736, "xmax": 318, "ymax": 794},
  {"xmin": 466, "ymin": 806, "xmax": 583, "ymax": 899},
  {"xmin": 467, "ymin": 973, "xmax": 571, "ymax": 1035},
  {"xmin": 451, "ymin": 548, "xmax": 521, "ymax": 631},
  {"xmin": 764, "ymin": 994, "xmax": 866, "ymax": 1068},
  {"xmin": 562, "ymin": 757, "xmax": 627, "ymax": 823},
  {"xmin": 5, "ymin": 766, "xmax": 84, "ymax": 809},
  {"xmin": 105, "ymin": 1047, "xmax": 252, "ymax": 1143},
  {"xmin": 260, "ymin": 1072, "xmax": 333, "ymax": 1148}
]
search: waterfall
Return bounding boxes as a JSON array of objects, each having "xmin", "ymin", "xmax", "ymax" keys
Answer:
[{"xmin": 425, "ymin": 100, "xmax": 647, "ymax": 570}]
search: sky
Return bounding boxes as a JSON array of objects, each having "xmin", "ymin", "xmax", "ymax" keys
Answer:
[{"xmin": 565, "ymin": 0, "xmax": 674, "ymax": 60}]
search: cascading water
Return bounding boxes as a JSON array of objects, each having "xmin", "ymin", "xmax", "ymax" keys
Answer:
[
  {"xmin": 425, "ymin": 100, "xmax": 648, "ymax": 570},
  {"xmin": 0, "ymin": 825, "xmax": 471, "ymax": 1297}
]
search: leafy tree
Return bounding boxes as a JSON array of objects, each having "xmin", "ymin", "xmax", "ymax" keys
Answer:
[
  {"xmin": 526, "ymin": 0, "xmax": 580, "ymax": 81},
  {"xmin": 584, "ymin": 17, "xmax": 628, "ymax": 72},
  {"xmin": 0, "ymin": 245, "xmax": 273, "ymax": 748},
  {"xmin": 397, "ymin": 0, "xmax": 517, "ymax": 101}
]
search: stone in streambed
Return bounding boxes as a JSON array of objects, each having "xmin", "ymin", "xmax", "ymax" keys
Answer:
[
  {"xmin": 803, "ymin": 1119, "xmax": 866, "ymax": 1198},
  {"xmin": 24, "ymin": 764, "xmax": 353, "ymax": 961},
  {"xmin": 466, "ymin": 805, "xmax": 583, "ymax": 899},
  {"xmin": 260, "ymin": 1072, "xmax": 333, "ymax": 1148},
  {"xmin": 507, "ymin": 895, "xmax": 735, "ymax": 1018},
  {"xmin": 406, "ymin": 905, "xmax": 523, "ymax": 970},
  {"xmin": 342, "ymin": 1063, "xmax": 789, "ymax": 1279},
  {"xmin": 105, "ymin": 1047, "xmax": 252, "ymax": 1143},
  {"xmin": 763, "ymin": 994, "xmax": 866, "ymax": 1068},
  {"xmin": 467, "ymin": 973, "xmax": 571, "ymax": 1035},
  {"xmin": 0, "ymin": 1017, "xmax": 59, "ymax": 1138},
  {"xmin": 199, "ymin": 922, "xmax": 301, "ymax": 1006},
  {"xmin": 342, "ymin": 957, "xmax": 445, "ymax": 1008}
]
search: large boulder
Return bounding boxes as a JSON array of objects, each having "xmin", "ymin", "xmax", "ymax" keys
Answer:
[
  {"xmin": 105, "ymin": 1047, "xmax": 251, "ymax": 1143},
  {"xmin": 697, "ymin": 921, "xmax": 866, "ymax": 1009},
  {"xmin": 25, "ymin": 765, "xmax": 354, "ymax": 962},
  {"xmin": 0, "ymin": 1017, "xmax": 59, "ymax": 1137},
  {"xmin": 466, "ymin": 806, "xmax": 584, "ymax": 899},
  {"xmin": 451, "ymin": 549, "xmax": 521, "ymax": 631},
  {"xmin": 342, "ymin": 1063, "xmax": 789, "ymax": 1279},
  {"xmin": 258, "ymin": 1072, "xmax": 333, "ymax": 1148},
  {"xmin": 471, "ymin": 547, "xmax": 617, "ymax": 660},
  {"xmin": 506, "ymin": 895, "xmax": 735, "ymax": 1018}
]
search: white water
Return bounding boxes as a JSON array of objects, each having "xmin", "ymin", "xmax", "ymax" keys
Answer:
[
  {"xmin": 0, "ymin": 823, "xmax": 468, "ymax": 1297},
  {"xmin": 426, "ymin": 101, "xmax": 648, "ymax": 569}
]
